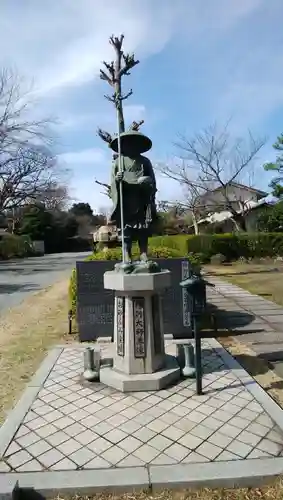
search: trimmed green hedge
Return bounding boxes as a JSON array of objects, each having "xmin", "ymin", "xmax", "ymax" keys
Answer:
[
  {"xmin": 187, "ymin": 233, "xmax": 283, "ymax": 261},
  {"xmin": 0, "ymin": 234, "xmax": 34, "ymax": 260}
]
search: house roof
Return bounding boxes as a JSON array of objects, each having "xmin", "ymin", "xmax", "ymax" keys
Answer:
[{"xmin": 212, "ymin": 182, "xmax": 267, "ymax": 197}]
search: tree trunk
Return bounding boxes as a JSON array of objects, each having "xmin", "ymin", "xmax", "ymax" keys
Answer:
[
  {"xmin": 114, "ymin": 53, "xmax": 125, "ymax": 134},
  {"xmin": 192, "ymin": 212, "xmax": 199, "ymax": 234},
  {"xmin": 232, "ymin": 214, "xmax": 246, "ymax": 232}
]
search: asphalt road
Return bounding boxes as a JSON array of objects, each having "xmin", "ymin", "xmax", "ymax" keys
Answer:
[{"xmin": 0, "ymin": 252, "xmax": 91, "ymax": 313}]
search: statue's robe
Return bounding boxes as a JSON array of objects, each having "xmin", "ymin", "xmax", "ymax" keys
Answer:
[{"xmin": 109, "ymin": 154, "xmax": 157, "ymax": 231}]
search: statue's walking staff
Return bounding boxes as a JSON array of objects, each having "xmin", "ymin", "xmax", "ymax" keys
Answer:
[{"xmin": 115, "ymin": 94, "xmax": 126, "ymax": 264}]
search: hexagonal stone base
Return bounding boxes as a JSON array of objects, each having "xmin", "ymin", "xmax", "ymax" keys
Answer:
[{"xmin": 99, "ymin": 354, "xmax": 180, "ymax": 392}]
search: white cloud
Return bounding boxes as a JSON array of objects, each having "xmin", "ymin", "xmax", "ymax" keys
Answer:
[
  {"xmin": 58, "ymin": 148, "xmax": 106, "ymax": 166},
  {"xmin": 1, "ymin": 0, "xmax": 280, "ymax": 206}
]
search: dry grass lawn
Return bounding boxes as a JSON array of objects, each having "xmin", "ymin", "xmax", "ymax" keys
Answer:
[
  {"xmin": 0, "ymin": 278, "xmax": 74, "ymax": 424},
  {"xmin": 205, "ymin": 260, "xmax": 283, "ymax": 306},
  {"xmin": 52, "ymin": 478, "xmax": 283, "ymax": 499}
]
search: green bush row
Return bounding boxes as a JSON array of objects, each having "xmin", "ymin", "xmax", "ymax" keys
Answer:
[
  {"xmin": 0, "ymin": 234, "xmax": 35, "ymax": 260},
  {"xmin": 187, "ymin": 233, "xmax": 283, "ymax": 261}
]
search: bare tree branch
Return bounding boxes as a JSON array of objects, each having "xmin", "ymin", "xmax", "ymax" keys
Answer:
[
  {"xmin": 156, "ymin": 124, "xmax": 266, "ymax": 232},
  {"xmin": 0, "ymin": 68, "xmax": 63, "ymax": 212}
]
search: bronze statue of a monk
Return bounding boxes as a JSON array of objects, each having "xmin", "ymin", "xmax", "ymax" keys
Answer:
[{"xmin": 109, "ymin": 130, "xmax": 157, "ymax": 264}]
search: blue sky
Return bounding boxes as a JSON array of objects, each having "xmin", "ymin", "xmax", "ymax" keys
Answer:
[{"xmin": 1, "ymin": 0, "xmax": 283, "ymax": 212}]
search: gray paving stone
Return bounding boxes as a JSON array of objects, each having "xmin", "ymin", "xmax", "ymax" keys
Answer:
[
  {"xmin": 218, "ymin": 423, "xmax": 242, "ymax": 439},
  {"xmin": 246, "ymin": 422, "xmax": 270, "ymax": 438},
  {"xmin": 106, "ymin": 429, "xmax": 128, "ymax": 444},
  {"xmin": 38, "ymin": 448, "xmax": 65, "ymax": 467},
  {"xmin": 57, "ymin": 438, "xmax": 82, "ymax": 455},
  {"xmin": 226, "ymin": 439, "xmax": 253, "ymax": 458},
  {"xmin": 14, "ymin": 425, "xmax": 30, "ymax": 439},
  {"xmin": 147, "ymin": 435, "xmax": 173, "ymax": 452},
  {"xmin": 182, "ymin": 452, "xmax": 209, "ymax": 463},
  {"xmin": 101, "ymin": 445, "xmax": 128, "ymax": 465},
  {"xmin": 69, "ymin": 447, "xmax": 96, "ymax": 466},
  {"xmin": 0, "ymin": 461, "xmax": 11, "ymax": 472},
  {"xmin": 190, "ymin": 424, "xmax": 215, "ymax": 440},
  {"xmin": 179, "ymin": 433, "xmax": 202, "ymax": 450},
  {"xmin": 202, "ymin": 416, "xmax": 223, "ymax": 431},
  {"xmin": 94, "ymin": 422, "xmax": 115, "ymax": 436},
  {"xmin": 27, "ymin": 439, "xmax": 52, "ymax": 457},
  {"xmin": 108, "ymin": 414, "xmax": 128, "ymax": 427},
  {"xmin": 248, "ymin": 448, "xmax": 272, "ymax": 459},
  {"xmin": 133, "ymin": 443, "xmax": 160, "ymax": 462},
  {"xmin": 237, "ymin": 430, "xmax": 262, "ymax": 447},
  {"xmin": 46, "ymin": 431, "xmax": 70, "ymax": 447},
  {"xmin": 87, "ymin": 437, "xmax": 112, "ymax": 454},
  {"xmin": 117, "ymin": 455, "xmax": 145, "ymax": 467},
  {"xmin": 208, "ymin": 431, "xmax": 233, "ymax": 448},
  {"xmin": 160, "ymin": 412, "xmax": 181, "ymax": 425},
  {"xmin": 215, "ymin": 450, "xmax": 240, "ymax": 461},
  {"xmin": 196, "ymin": 441, "xmax": 222, "ymax": 460},
  {"xmin": 118, "ymin": 420, "xmax": 142, "ymax": 435},
  {"xmin": 16, "ymin": 459, "xmax": 44, "ymax": 471},
  {"xmin": 266, "ymin": 428, "xmax": 283, "ymax": 444},
  {"xmin": 36, "ymin": 423, "xmax": 58, "ymax": 438},
  {"xmin": 83, "ymin": 415, "xmax": 101, "ymax": 428},
  {"xmin": 16, "ymin": 431, "xmax": 40, "ymax": 448},
  {"xmin": 161, "ymin": 425, "xmax": 185, "ymax": 442},
  {"xmin": 147, "ymin": 418, "xmax": 169, "ymax": 433},
  {"xmin": 83, "ymin": 456, "xmax": 112, "ymax": 469},
  {"xmin": 119, "ymin": 436, "xmax": 143, "ymax": 454},
  {"xmin": 151, "ymin": 453, "xmax": 178, "ymax": 465},
  {"xmin": 7, "ymin": 449, "xmax": 33, "ymax": 469},
  {"xmin": 255, "ymin": 413, "xmax": 275, "ymax": 428},
  {"xmin": 64, "ymin": 422, "xmax": 86, "ymax": 438},
  {"xmin": 257, "ymin": 438, "xmax": 282, "ymax": 456},
  {"xmin": 5, "ymin": 441, "xmax": 21, "ymax": 457},
  {"xmin": 164, "ymin": 442, "xmax": 189, "ymax": 461}
]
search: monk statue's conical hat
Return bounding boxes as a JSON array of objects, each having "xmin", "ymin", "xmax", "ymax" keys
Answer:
[{"xmin": 110, "ymin": 130, "xmax": 152, "ymax": 155}]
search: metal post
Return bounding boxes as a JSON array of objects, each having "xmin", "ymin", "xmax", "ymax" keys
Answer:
[
  {"xmin": 68, "ymin": 309, "xmax": 73, "ymax": 335},
  {"xmin": 116, "ymin": 99, "xmax": 126, "ymax": 264},
  {"xmin": 193, "ymin": 314, "xmax": 202, "ymax": 395}
]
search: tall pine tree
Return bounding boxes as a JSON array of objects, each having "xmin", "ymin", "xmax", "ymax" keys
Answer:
[{"xmin": 264, "ymin": 134, "xmax": 283, "ymax": 198}]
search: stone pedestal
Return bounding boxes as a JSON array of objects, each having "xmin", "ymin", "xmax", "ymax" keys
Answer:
[{"xmin": 100, "ymin": 270, "xmax": 180, "ymax": 392}]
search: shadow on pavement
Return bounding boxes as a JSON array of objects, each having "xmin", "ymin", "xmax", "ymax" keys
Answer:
[
  {"xmin": 200, "ymin": 302, "xmax": 262, "ymax": 339},
  {"xmin": 0, "ymin": 283, "xmax": 40, "ymax": 294}
]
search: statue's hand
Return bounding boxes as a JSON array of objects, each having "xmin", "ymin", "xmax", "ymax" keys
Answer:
[{"xmin": 115, "ymin": 171, "xmax": 124, "ymax": 182}]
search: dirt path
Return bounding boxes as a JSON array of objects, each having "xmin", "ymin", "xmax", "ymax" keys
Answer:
[{"xmin": 0, "ymin": 279, "xmax": 74, "ymax": 423}]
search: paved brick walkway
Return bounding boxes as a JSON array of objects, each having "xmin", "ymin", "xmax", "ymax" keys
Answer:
[
  {"xmin": 1, "ymin": 339, "xmax": 283, "ymax": 473},
  {"xmin": 206, "ymin": 276, "xmax": 283, "ymax": 368}
]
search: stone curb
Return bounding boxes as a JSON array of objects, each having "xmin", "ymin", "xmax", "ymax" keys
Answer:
[
  {"xmin": 1, "ymin": 458, "xmax": 283, "ymax": 497},
  {"xmin": 10, "ymin": 467, "xmax": 150, "ymax": 497},
  {"xmin": 28, "ymin": 347, "xmax": 63, "ymax": 387},
  {"xmin": 209, "ymin": 337, "xmax": 283, "ymax": 433},
  {"xmin": 149, "ymin": 457, "xmax": 283, "ymax": 490},
  {"xmin": 0, "ymin": 348, "xmax": 62, "ymax": 459},
  {"xmin": 0, "ymin": 477, "xmax": 18, "ymax": 500}
]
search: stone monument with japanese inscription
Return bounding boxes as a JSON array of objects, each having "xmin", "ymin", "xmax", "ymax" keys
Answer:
[{"xmin": 99, "ymin": 130, "xmax": 180, "ymax": 391}]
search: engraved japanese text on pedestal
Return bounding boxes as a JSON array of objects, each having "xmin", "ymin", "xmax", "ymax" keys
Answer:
[
  {"xmin": 116, "ymin": 297, "xmax": 125, "ymax": 356},
  {"xmin": 133, "ymin": 297, "xmax": 146, "ymax": 358}
]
